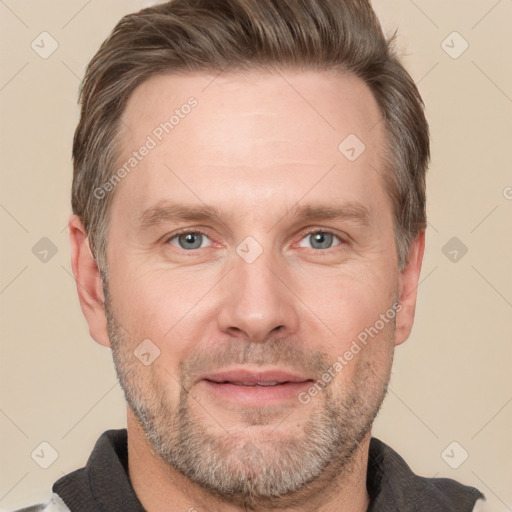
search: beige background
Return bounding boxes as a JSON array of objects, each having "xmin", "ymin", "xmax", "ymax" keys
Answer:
[{"xmin": 1, "ymin": 0, "xmax": 511, "ymax": 510}]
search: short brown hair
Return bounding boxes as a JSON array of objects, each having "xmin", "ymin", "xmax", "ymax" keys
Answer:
[{"xmin": 72, "ymin": 0, "xmax": 429, "ymax": 271}]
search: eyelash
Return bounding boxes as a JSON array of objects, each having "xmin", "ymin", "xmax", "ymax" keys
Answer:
[
  {"xmin": 298, "ymin": 228, "xmax": 345, "ymax": 252},
  {"xmin": 165, "ymin": 227, "xmax": 346, "ymax": 253}
]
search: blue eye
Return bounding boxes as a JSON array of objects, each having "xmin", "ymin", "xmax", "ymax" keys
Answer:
[
  {"xmin": 166, "ymin": 229, "xmax": 343, "ymax": 252},
  {"xmin": 168, "ymin": 232, "xmax": 212, "ymax": 250},
  {"xmin": 298, "ymin": 231, "xmax": 342, "ymax": 250}
]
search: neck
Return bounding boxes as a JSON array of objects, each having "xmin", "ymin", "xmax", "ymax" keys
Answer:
[{"xmin": 127, "ymin": 408, "xmax": 371, "ymax": 512}]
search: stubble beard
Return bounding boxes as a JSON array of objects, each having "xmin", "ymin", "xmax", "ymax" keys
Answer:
[{"xmin": 104, "ymin": 285, "xmax": 393, "ymax": 508}]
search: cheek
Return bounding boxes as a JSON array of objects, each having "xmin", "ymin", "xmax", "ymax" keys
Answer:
[
  {"xmin": 292, "ymin": 264, "xmax": 398, "ymax": 390},
  {"xmin": 111, "ymin": 262, "xmax": 184, "ymax": 325},
  {"xmin": 108, "ymin": 265, "xmax": 218, "ymax": 363},
  {"xmin": 294, "ymin": 262, "xmax": 397, "ymax": 347},
  {"xmin": 107, "ymin": 269, "xmax": 209, "ymax": 406}
]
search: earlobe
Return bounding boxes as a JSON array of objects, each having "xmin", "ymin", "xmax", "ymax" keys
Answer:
[
  {"xmin": 69, "ymin": 214, "xmax": 111, "ymax": 347},
  {"xmin": 394, "ymin": 229, "xmax": 426, "ymax": 346}
]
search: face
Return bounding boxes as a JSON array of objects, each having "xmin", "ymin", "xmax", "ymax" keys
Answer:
[{"xmin": 94, "ymin": 69, "xmax": 412, "ymax": 504}]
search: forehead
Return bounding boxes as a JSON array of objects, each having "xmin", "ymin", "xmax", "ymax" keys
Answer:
[{"xmin": 113, "ymin": 69, "xmax": 388, "ymax": 222}]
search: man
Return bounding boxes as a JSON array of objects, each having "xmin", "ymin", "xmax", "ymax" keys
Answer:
[{"xmin": 18, "ymin": 0, "xmax": 486, "ymax": 510}]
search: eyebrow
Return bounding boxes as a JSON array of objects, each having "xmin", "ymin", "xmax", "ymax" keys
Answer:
[
  {"xmin": 136, "ymin": 200, "xmax": 373, "ymax": 233},
  {"xmin": 137, "ymin": 202, "xmax": 225, "ymax": 232},
  {"xmin": 285, "ymin": 202, "xmax": 373, "ymax": 229}
]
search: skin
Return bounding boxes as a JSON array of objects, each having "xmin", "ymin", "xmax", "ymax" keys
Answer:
[{"xmin": 69, "ymin": 69, "xmax": 424, "ymax": 511}]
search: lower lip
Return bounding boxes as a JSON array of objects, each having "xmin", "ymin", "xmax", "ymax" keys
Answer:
[{"xmin": 200, "ymin": 380, "xmax": 313, "ymax": 406}]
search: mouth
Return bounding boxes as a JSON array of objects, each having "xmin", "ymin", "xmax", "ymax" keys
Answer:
[
  {"xmin": 198, "ymin": 368, "xmax": 315, "ymax": 406},
  {"xmin": 209, "ymin": 381, "xmax": 292, "ymax": 387}
]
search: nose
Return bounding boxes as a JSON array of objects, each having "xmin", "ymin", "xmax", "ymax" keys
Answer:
[{"xmin": 217, "ymin": 247, "xmax": 300, "ymax": 343}]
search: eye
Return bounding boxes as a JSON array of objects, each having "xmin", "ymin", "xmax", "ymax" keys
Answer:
[
  {"xmin": 167, "ymin": 230, "xmax": 212, "ymax": 250},
  {"xmin": 165, "ymin": 229, "xmax": 344, "ymax": 252},
  {"xmin": 298, "ymin": 230, "xmax": 343, "ymax": 251}
]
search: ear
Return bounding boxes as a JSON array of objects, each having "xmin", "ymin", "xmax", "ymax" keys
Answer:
[
  {"xmin": 68, "ymin": 214, "xmax": 111, "ymax": 347},
  {"xmin": 394, "ymin": 229, "xmax": 425, "ymax": 346}
]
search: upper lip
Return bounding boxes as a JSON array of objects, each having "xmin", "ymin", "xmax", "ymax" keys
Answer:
[{"xmin": 198, "ymin": 368, "xmax": 314, "ymax": 385}]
